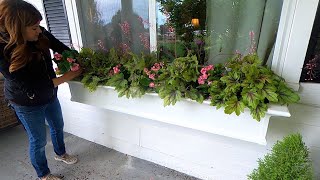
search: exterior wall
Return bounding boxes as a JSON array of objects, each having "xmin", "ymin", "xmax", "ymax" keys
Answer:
[{"xmin": 58, "ymin": 83, "xmax": 320, "ymax": 180}]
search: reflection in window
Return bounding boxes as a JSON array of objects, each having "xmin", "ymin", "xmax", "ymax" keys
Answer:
[
  {"xmin": 76, "ymin": 0, "xmax": 283, "ymax": 65},
  {"xmin": 77, "ymin": 0, "xmax": 150, "ymax": 54}
]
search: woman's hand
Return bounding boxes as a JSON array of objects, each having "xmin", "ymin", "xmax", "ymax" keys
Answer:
[{"xmin": 52, "ymin": 68, "xmax": 83, "ymax": 87}]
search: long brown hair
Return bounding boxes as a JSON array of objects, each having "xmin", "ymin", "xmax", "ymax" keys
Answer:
[{"xmin": 0, "ymin": 0, "xmax": 49, "ymax": 72}]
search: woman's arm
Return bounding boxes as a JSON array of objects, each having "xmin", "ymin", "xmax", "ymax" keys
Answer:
[
  {"xmin": 52, "ymin": 68, "xmax": 83, "ymax": 87},
  {"xmin": 41, "ymin": 26, "xmax": 70, "ymax": 53},
  {"xmin": 40, "ymin": 27, "xmax": 83, "ymax": 87}
]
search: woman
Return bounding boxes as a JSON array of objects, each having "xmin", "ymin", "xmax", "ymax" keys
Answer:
[{"xmin": 0, "ymin": 0, "xmax": 82, "ymax": 179}]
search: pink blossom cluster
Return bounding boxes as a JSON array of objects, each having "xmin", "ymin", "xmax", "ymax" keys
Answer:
[
  {"xmin": 108, "ymin": 64, "xmax": 122, "ymax": 76},
  {"xmin": 304, "ymin": 56, "xmax": 318, "ymax": 81},
  {"xmin": 54, "ymin": 53, "xmax": 62, "ymax": 60},
  {"xmin": 144, "ymin": 62, "xmax": 164, "ymax": 88},
  {"xmin": 53, "ymin": 53, "xmax": 80, "ymax": 72},
  {"xmin": 139, "ymin": 33, "xmax": 150, "ymax": 49},
  {"xmin": 71, "ymin": 63, "xmax": 80, "ymax": 71},
  {"xmin": 198, "ymin": 65, "xmax": 214, "ymax": 85},
  {"xmin": 113, "ymin": 64, "xmax": 121, "ymax": 74},
  {"xmin": 119, "ymin": 21, "xmax": 130, "ymax": 36},
  {"xmin": 249, "ymin": 31, "xmax": 257, "ymax": 54}
]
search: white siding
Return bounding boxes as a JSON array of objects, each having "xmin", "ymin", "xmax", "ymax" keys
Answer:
[{"xmin": 58, "ymin": 83, "xmax": 320, "ymax": 180}]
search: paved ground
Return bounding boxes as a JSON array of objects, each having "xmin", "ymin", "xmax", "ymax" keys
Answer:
[{"xmin": 0, "ymin": 125, "xmax": 200, "ymax": 180}]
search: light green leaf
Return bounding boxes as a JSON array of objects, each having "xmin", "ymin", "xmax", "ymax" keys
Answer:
[
  {"xmin": 241, "ymin": 89, "xmax": 260, "ymax": 108},
  {"xmin": 250, "ymin": 103, "xmax": 268, "ymax": 121},
  {"xmin": 224, "ymin": 97, "xmax": 245, "ymax": 116},
  {"xmin": 260, "ymin": 85, "xmax": 278, "ymax": 102}
]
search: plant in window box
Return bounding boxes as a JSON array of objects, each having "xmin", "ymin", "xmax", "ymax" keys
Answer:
[
  {"xmin": 77, "ymin": 48, "xmax": 127, "ymax": 92},
  {"xmin": 206, "ymin": 53, "xmax": 300, "ymax": 121},
  {"xmin": 156, "ymin": 55, "xmax": 205, "ymax": 106},
  {"xmin": 53, "ymin": 50, "xmax": 80, "ymax": 74},
  {"xmin": 141, "ymin": 61, "xmax": 166, "ymax": 93}
]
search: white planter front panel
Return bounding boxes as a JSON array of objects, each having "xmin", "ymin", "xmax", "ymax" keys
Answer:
[{"xmin": 68, "ymin": 81, "xmax": 290, "ymax": 145}]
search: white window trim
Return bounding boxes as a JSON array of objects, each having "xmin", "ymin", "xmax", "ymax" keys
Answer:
[
  {"xmin": 149, "ymin": 0, "xmax": 157, "ymax": 52},
  {"xmin": 64, "ymin": 0, "xmax": 83, "ymax": 51},
  {"xmin": 272, "ymin": 0, "xmax": 319, "ymax": 91}
]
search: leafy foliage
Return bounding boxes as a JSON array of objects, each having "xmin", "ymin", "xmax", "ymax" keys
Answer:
[
  {"xmin": 157, "ymin": 55, "xmax": 204, "ymax": 105},
  {"xmin": 157, "ymin": 0, "xmax": 206, "ymax": 43},
  {"xmin": 248, "ymin": 134, "xmax": 313, "ymax": 180},
  {"xmin": 53, "ymin": 50, "xmax": 79, "ymax": 74},
  {"xmin": 60, "ymin": 46, "xmax": 299, "ymax": 121},
  {"xmin": 208, "ymin": 53, "xmax": 300, "ymax": 121}
]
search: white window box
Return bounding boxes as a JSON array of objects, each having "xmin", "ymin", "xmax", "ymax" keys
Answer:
[{"xmin": 67, "ymin": 81, "xmax": 291, "ymax": 145}]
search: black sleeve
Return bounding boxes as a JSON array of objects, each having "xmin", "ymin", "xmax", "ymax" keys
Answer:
[
  {"xmin": 41, "ymin": 26, "xmax": 71, "ymax": 54},
  {"xmin": 0, "ymin": 44, "xmax": 14, "ymax": 80}
]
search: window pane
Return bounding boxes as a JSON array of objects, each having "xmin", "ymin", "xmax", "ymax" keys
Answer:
[
  {"xmin": 76, "ymin": 0, "xmax": 283, "ymax": 65},
  {"xmin": 156, "ymin": 0, "xmax": 282, "ymax": 65},
  {"xmin": 76, "ymin": 0, "xmax": 149, "ymax": 54}
]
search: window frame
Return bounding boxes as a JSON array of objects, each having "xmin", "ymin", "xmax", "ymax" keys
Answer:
[{"xmin": 64, "ymin": 0, "xmax": 320, "ymax": 90}]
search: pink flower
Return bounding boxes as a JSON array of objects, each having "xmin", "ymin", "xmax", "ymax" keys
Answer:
[
  {"xmin": 139, "ymin": 33, "xmax": 150, "ymax": 49},
  {"xmin": 70, "ymin": 63, "xmax": 80, "ymax": 71},
  {"xmin": 198, "ymin": 77, "xmax": 204, "ymax": 84},
  {"xmin": 149, "ymin": 82, "xmax": 155, "ymax": 88},
  {"xmin": 113, "ymin": 66, "xmax": 120, "ymax": 74},
  {"xmin": 119, "ymin": 21, "xmax": 130, "ymax": 36},
  {"xmin": 144, "ymin": 68, "xmax": 151, "ymax": 75},
  {"xmin": 205, "ymin": 65, "xmax": 214, "ymax": 71},
  {"xmin": 54, "ymin": 53, "xmax": 62, "ymax": 60},
  {"xmin": 200, "ymin": 67, "xmax": 207, "ymax": 75},
  {"xmin": 208, "ymin": 81, "xmax": 212, "ymax": 85},
  {"xmin": 201, "ymin": 73, "xmax": 208, "ymax": 80},
  {"xmin": 67, "ymin": 58, "xmax": 75, "ymax": 63},
  {"xmin": 151, "ymin": 63, "xmax": 161, "ymax": 71},
  {"xmin": 198, "ymin": 76, "xmax": 205, "ymax": 85},
  {"xmin": 149, "ymin": 73, "xmax": 156, "ymax": 80}
]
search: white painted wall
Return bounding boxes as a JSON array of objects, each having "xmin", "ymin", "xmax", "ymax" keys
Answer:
[{"xmin": 57, "ymin": 83, "xmax": 320, "ymax": 180}]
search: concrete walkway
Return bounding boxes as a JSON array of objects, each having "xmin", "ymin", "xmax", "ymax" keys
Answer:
[{"xmin": 0, "ymin": 125, "xmax": 200, "ymax": 180}]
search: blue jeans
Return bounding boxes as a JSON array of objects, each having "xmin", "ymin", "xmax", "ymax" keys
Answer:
[{"xmin": 11, "ymin": 98, "xmax": 66, "ymax": 178}]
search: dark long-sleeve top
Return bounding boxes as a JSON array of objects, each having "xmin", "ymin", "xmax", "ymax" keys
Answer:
[{"xmin": 0, "ymin": 27, "xmax": 70, "ymax": 106}]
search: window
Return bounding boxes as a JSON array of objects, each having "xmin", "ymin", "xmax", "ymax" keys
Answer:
[
  {"xmin": 300, "ymin": 4, "xmax": 320, "ymax": 82},
  {"xmin": 73, "ymin": 0, "xmax": 283, "ymax": 65}
]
